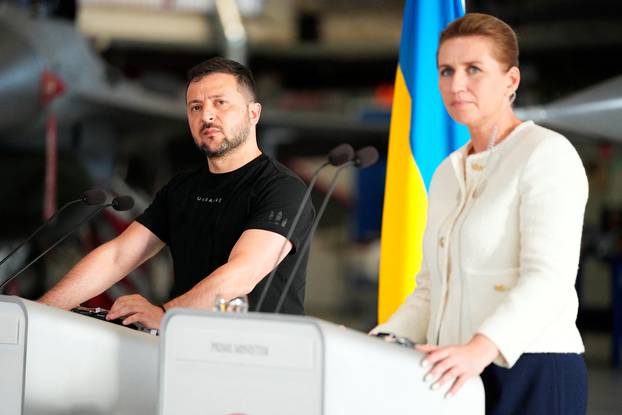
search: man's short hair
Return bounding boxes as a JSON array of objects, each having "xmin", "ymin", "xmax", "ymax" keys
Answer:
[{"xmin": 186, "ymin": 57, "xmax": 257, "ymax": 101}]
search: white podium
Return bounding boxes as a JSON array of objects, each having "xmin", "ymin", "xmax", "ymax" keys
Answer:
[
  {"xmin": 0, "ymin": 296, "xmax": 159, "ymax": 415},
  {"xmin": 159, "ymin": 310, "xmax": 485, "ymax": 415}
]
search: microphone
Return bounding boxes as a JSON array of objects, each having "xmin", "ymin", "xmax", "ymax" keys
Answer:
[
  {"xmin": 254, "ymin": 143, "xmax": 355, "ymax": 311},
  {"xmin": 273, "ymin": 146, "xmax": 379, "ymax": 313},
  {"xmin": 0, "ymin": 195, "xmax": 135, "ymax": 291},
  {"xmin": 112, "ymin": 195, "xmax": 135, "ymax": 211},
  {"xmin": 0, "ymin": 189, "xmax": 107, "ymax": 269},
  {"xmin": 353, "ymin": 146, "xmax": 380, "ymax": 168},
  {"xmin": 328, "ymin": 143, "xmax": 356, "ymax": 166}
]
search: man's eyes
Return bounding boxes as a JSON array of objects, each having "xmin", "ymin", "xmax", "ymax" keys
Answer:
[{"xmin": 188, "ymin": 100, "xmax": 229, "ymax": 112}]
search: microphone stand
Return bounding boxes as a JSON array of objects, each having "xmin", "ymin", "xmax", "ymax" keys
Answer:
[
  {"xmin": 273, "ymin": 162, "xmax": 352, "ymax": 313},
  {"xmin": 254, "ymin": 143, "xmax": 355, "ymax": 311},
  {"xmin": 273, "ymin": 146, "xmax": 379, "ymax": 313},
  {"xmin": 0, "ymin": 197, "xmax": 131, "ymax": 291},
  {"xmin": 0, "ymin": 199, "xmax": 83, "ymax": 269},
  {"xmin": 253, "ymin": 161, "xmax": 328, "ymax": 311}
]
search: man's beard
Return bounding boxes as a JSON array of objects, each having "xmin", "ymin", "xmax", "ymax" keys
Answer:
[{"xmin": 197, "ymin": 119, "xmax": 250, "ymax": 158}]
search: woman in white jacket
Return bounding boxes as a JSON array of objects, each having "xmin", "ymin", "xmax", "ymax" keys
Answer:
[{"xmin": 373, "ymin": 13, "xmax": 588, "ymax": 414}]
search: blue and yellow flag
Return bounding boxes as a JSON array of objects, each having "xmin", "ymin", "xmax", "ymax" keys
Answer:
[{"xmin": 378, "ymin": 0, "xmax": 468, "ymax": 323}]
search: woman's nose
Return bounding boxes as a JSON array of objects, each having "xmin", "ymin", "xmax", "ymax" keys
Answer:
[{"xmin": 450, "ymin": 71, "xmax": 468, "ymax": 93}]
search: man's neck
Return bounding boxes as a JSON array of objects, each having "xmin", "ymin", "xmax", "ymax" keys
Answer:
[{"xmin": 207, "ymin": 144, "xmax": 262, "ymax": 174}]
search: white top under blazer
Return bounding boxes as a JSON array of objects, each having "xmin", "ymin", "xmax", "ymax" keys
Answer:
[{"xmin": 373, "ymin": 121, "xmax": 588, "ymax": 368}]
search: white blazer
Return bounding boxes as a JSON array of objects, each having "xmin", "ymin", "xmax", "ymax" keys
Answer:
[{"xmin": 373, "ymin": 121, "xmax": 588, "ymax": 368}]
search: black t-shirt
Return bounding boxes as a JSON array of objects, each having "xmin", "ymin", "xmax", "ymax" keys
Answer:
[{"xmin": 136, "ymin": 154, "xmax": 314, "ymax": 314}]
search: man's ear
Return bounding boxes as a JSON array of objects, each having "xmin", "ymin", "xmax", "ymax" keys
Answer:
[{"xmin": 249, "ymin": 102, "xmax": 262, "ymax": 126}]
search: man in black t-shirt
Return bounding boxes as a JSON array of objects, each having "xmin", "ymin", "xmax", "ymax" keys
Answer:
[{"xmin": 39, "ymin": 57, "xmax": 314, "ymax": 329}]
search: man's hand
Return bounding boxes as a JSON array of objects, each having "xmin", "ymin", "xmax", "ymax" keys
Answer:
[
  {"xmin": 415, "ymin": 334, "xmax": 499, "ymax": 398},
  {"xmin": 106, "ymin": 294, "xmax": 165, "ymax": 330}
]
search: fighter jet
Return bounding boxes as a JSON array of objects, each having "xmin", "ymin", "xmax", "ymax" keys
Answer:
[
  {"xmin": 0, "ymin": 4, "xmax": 185, "ymax": 148},
  {"xmin": 516, "ymin": 75, "xmax": 622, "ymax": 142}
]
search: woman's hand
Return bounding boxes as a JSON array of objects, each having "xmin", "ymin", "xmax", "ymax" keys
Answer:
[{"xmin": 415, "ymin": 334, "xmax": 499, "ymax": 398}]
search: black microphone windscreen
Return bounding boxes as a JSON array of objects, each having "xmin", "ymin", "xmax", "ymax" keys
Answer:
[
  {"xmin": 327, "ymin": 143, "xmax": 355, "ymax": 166},
  {"xmin": 354, "ymin": 146, "xmax": 379, "ymax": 168},
  {"xmin": 112, "ymin": 195, "xmax": 134, "ymax": 211},
  {"xmin": 82, "ymin": 189, "xmax": 107, "ymax": 206}
]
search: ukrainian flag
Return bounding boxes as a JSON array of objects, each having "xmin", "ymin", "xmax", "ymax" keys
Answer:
[{"xmin": 378, "ymin": 0, "xmax": 469, "ymax": 323}]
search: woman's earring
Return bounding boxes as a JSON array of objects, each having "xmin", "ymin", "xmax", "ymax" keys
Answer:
[{"xmin": 509, "ymin": 91, "xmax": 517, "ymax": 105}]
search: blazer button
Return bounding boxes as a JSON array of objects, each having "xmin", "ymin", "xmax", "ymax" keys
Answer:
[
  {"xmin": 471, "ymin": 162, "xmax": 485, "ymax": 171},
  {"xmin": 439, "ymin": 237, "xmax": 445, "ymax": 248},
  {"xmin": 494, "ymin": 284, "xmax": 509, "ymax": 292}
]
